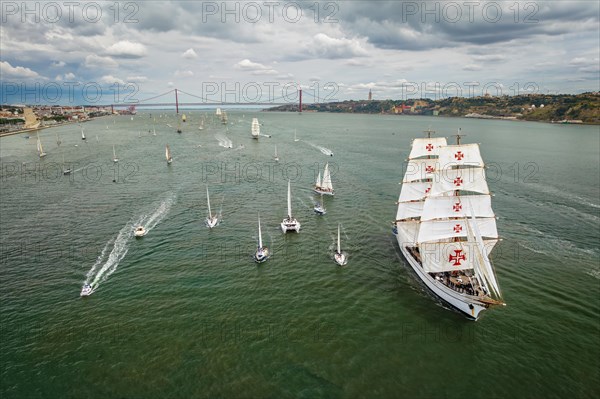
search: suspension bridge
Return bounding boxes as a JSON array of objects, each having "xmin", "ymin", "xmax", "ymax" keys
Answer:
[{"xmin": 103, "ymin": 87, "xmax": 309, "ymax": 113}]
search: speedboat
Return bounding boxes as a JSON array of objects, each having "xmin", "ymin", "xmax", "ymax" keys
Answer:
[
  {"xmin": 255, "ymin": 246, "xmax": 269, "ymax": 263},
  {"xmin": 80, "ymin": 283, "xmax": 93, "ymax": 296},
  {"xmin": 206, "ymin": 216, "xmax": 218, "ymax": 228},
  {"xmin": 134, "ymin": 226, "xmax": 146, "ymax": 237},
  {"xmin": 314, "ymin": 203, "xmax": 326, "ymax": 215}
]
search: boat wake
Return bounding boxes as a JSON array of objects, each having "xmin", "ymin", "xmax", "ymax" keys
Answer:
[
  {"xmin": 306, "ymin": 141, "xmax": 334, "ymax": 156},
  {"xmin": 137, "ymin": 193, "xmax": 176, "ymax": 234},
  {"xmin": 215, "ymin": 134, "xmax": 233, "ymax": 148},
  {"xmin": 82, "ymin": 221, "xmax": 133, "ymax": 295}
]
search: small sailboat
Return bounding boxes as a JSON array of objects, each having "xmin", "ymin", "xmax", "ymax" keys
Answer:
[
  {"xmin": 221, "ymin": 111, "xmax": 228, "ymax": 125},
  {"xmin": 37, "ymin": 134, "xmax": 46, "ymax": 157},
  {"xmin": 81, "ymin": 127, "xmax": 86, "ymax": 140},
  {"xmin": 134, "ymin": 226, "xmax": 146, "ymax": 237},
  {"xmin": 62, "ymin": 155, "xmax": 71, "ymax": 175},
  {"xmin": 80, "ymin": 283, "xmax": 93, "ymax": 296},
  {"xmin": 314, "ymin": 163, "xmax": 334, "ymax": 195},
  {"xmin": 198, "ymin": 118, "xmax": 204, "ymax": 130},
  {"xmin": 205, "ymin": 185, "xmax": 218, "ymax": 228},
  {"xmin": 56, "ymin": 132, "xmax": 61, "ymax": 147},
  {"xmin": 274, "ymin": 145, "xmax": 279, "ymax": 162},
  {"xmin": 254, "ymin": 214, "xmax": 269, "ymax": 263},
  {"xmin": 314, "ymin": 194, "xmax": 326, "ymax": 215},
  {"xmin": 182, "ymin": 114, "xmax": 187, "ymax": 123},
  {"xmin": 334, "ymin": 224, "xmax": 347, "ymax": 266},
  {"xmin": 251, "ymin": 118, "xmax": 260, "ymax": 139},
  {"xmin": 153, "ymin": 125, "xmax": 156, "ymax": 136},
  {"xmin": 177, "ymin": 120, "xmax": 182, "ymax": 133},
  {"xmin": 166, "ymin": 144, "xmax": 173, "ymax": 164},
  {"xmin": 294, "ymin": 129, "xmax": 299, "ymax": 142},
  {"xmin": 112, "ymin": 145, "xmax": 119, "ymax": 163},
  {"xmin": 281, "ymin": 180, "xmax": 300, "ymax": 233},
  {"xmin": 216, "ymin": 108, "xmax": 222, "ymax": 116},
  {"xmin": 394, "ymin": 129, "xmax": 505, "ymax": 320}
]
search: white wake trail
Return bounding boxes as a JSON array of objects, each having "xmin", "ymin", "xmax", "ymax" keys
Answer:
[
  {"xmin": 306, "ymin": 141, "xmax": 334, "ymax": 156},
  {"xmin": 139, "ymin": 193, "xmax": 176, "ymax": 234}
]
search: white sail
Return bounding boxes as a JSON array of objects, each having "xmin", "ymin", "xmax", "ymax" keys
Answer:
[
  {"xmin": 216, "ymin": 108, "xmax": 222, "ymax": 116},
  {"xmin": 315, "ymin": 172, "xmax": 322, "ymax": 188},
  {"xmin": 396, "ymin": 220, "xmax": 420, "ymax": 246},
  {"xmin": 258, "ymin": 215, "xmax": 263, "ymax": 248},
  {"xmin": 337, "ymin": 224, "xmax": 341, "ymax": 253},
  {"xmin": 206, "ymin": 186, "xmax": 212, "ymax": 218},
  {"xmin": 420, "ymin": 239, "xmax": 499, "ymax": 273},
  {"xmin": 417, "ymin": 217, "xmax": 498, "ymax": 243},
  {"xmin": 251, "ymin": 118, "xmax": 260, "ymax": 137},
  {"xmin": 403, "ymin": 158, "xmax": 438, "ymax": 182},
  {"xmin": 420, "ymin": 195, "xmax": 493, "ymax": 221},
  {"xmin": 165, "ymin": 144, "xmax": 172, "ymax": 162},
  {"xmin": 322, "ymin": 163, "xmax": 333, "ymax": 191},
  {"xmin": 395, "ymin": 201, "xmax": 425, "ymax": 221},
  {"xmin": 287, "ymin": 180, "xmax": 292, "ymax": 217},
  {"xmin": 113, "ymin": 145, "xmax": 117, "ymax": 159},
  {"xmin": 467, "ymin": 200, "xmax": 502, "ymax": 298},
  {"xmin": 408, "ymin": 137, "xmax": 448, "ymax": 159},
  {"xmin": 398, "ymin": 181, "xmax": 432, "ymax": 202},
  {"xmin": 438, "ymin": 144, "xmax": 484, "ymax": 168},
  {"xmin": 36, "ymin": 135, "xmax": 45, "ymax": 157},
  {"xmin": 429, "ymin": 167, "xmax": 489, "ymax": 196},
  {"xmin": 81, "ymin": 128, "xmax": 85, "ymax": 140}
]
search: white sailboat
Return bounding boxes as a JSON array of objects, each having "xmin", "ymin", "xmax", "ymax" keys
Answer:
[
  {"xmin": 294, "ymin": 129, "xmax": 299, "ymax": 142},
  {"xmin": 113, "ymin": 145, "xmax": 119, "ymax": 163},
  {"xmin": 281, "ymin": 180, "xmax": 300, "ymax": 233},
  {"xmin": 274, "ymin": 145, "xmax": 279, "ymax": 162},
  {"xmin": 216, "ymin": 108, "xmax": 222, "ymax": 116},
  {"xmin": 314, "ymin": 193, "xmax": 326, "ymax": 215},
  {"xmin": 254, "ymin": 213, "xmax": 269, "ymax": 263},
  {"xmin": 62, "ymin": 154, "xmax": 71, "ymax": 175},
  {"xmin": 36, "ymin": 134, "xmax": 46, "ymax": 157},
  {"xmin": 205, "ymin": 185, "xmax": 218, "ymax": 228},
  {"xmin": 334, "ymin": 224, "xmax": 347, "ymax": 266},
  {"xmin": 394, "ymin": 130, "xmax": 505, "ymax": 320},
  {"xmin": 182, "ymin": 114, "xmax": 187, "ymax": 123},
  {"xmin": 198, "ymin": 118, "xmax": 204, "ymax": 131},
  {"xmin": 81, "ymin": 127, "xmax": 86, "ymax": 140},
  {"xmin": 165, "ymin": 144, "xmax": 173, "ymax": 164},
  {"xmin": 314, "ymin": 163, "xmax": 334, "ymax": 195},
  {"xmin": 56, "ymin": 132, "xmax": 61, "ymax": 147}
]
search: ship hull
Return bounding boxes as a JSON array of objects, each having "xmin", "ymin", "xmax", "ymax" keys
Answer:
[{"xmin": 396, "ymin": 235, "xmax": 488, "ymax": 320}]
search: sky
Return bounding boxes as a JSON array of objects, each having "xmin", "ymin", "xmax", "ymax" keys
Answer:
[{"xmin": 1, "ymin": 0, "xmax": 599, "ymax": 106}]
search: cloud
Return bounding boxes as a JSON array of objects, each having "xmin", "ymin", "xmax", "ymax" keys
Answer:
[
  {"xmin": 84, "ymin": 54, "xmax": 118, "ymax": 69},
  {"xmin": 0, "ymin": 61, "xmax": 43, "ymax": 79},
  {"xmin": 174, "ymin": 70, "xmax": 194, "ymax": 78},
  {"xmin": 182, "ymin": 48, "xmax": 198, "ymax": 59},
  {"xmin": 106, "ymin": 40, "xmax": 147, "ymax": 58},
  {"xmin": 302, "ymin": 33, "xmax": 368, "ymax": 59},
  {"xmin": 101, "ymin": 75, "xmax": 125, "ymax": 85},
  {"xmin": 51, "ymin": 61, "xmax": 66, "ymax": 68},
  {"xmin": 235, "ymin": 59, "xmax": 278, "ymax": 75},
  {"xmin": 127, "ymin": 76, "xmax": 148, "ymax": 83},
  {"xmin": 463, "ymin": 64, "xmax": 483, "ymax": 71}
]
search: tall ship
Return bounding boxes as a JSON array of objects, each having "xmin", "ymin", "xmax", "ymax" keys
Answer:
[
  {"xmin": 314, "ymin": 162, "xmax": 334, "ymax": 195},
  {"xmin": 394, "ymin": 130, "xmax": 504, "ymax": 320},
  {"xmin": 251, "ymin": 118, "xmax": 260, "ymax": 139}
]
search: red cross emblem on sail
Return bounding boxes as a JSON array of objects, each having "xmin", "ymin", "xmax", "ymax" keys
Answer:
[
  {"xmin": 453, "ymin": 177, "xmax": 463, "ymax": 187},
  {"xmin": 455, "ymin": 151, "xmax": 464, "ymax": 160},
  {"xmin": 425, "ymin": 187, "xmax": 431, "ymax": 194},
  {"xmin": 449, "ymin": 249, "xmax": 466, "ymax": 266},
  {"xmin": 425, "ymin": 165, "xmax": 434, "ymax": 173},
  {"xmin": 426, "ymin": 143, "xmax": 434, "ymax": 152},
  {"xmin": 453, "ymin": 202, "xmax": 462, "ymax": 212},
  {"xmin": 453, "ymin": 224, "xmax": 462, "ymax": 233}
]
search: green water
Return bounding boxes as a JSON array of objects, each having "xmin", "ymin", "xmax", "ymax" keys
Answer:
[{"xmin": 1, "ymin": 112, "xmax": 599, "ymax": 398}]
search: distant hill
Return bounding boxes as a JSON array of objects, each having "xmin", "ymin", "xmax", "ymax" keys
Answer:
[{"xmin": 266, "ymin": 92, "xmax": 600, "ymax": 124}]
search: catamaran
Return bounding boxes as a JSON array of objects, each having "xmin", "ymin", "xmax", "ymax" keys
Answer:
[
  {"xmin": 205, "ymin": 185, "xmax": 218, "ymax": 228},
  {"xmin": 314, "ymin": 163, "xmax": 334, "ymax": 195},
  {"xmin": 251, "ymin": 118, "xmax": 260, "ymax": 139},
  {"xmin": 334, "ymin": 224, "xmax": 347, "ymax": 266},
  {"xmin": 254, "ymin": 214, "xmax": 269, "ymax": 263},
  {"xmin": 165, "ymin": 144, "xmax": 173, "ymax": 164},
  {"xmin": 113, "ymin": 145, "xmax": 119, "ymax": 163},
  {"xmin": 36, "ymin": 134, "xmax": 46, "ymax": 157},
  {"xmin": 274, "ymin": 145, "xmax": 279, "ymax": 162},
  {"xmin": 281, "ymin": 180, "xmax": 300, "ymax": 233},
  {"xmin": 394, "ymin": 130, "xmax": 505, "ymax": 320}
]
